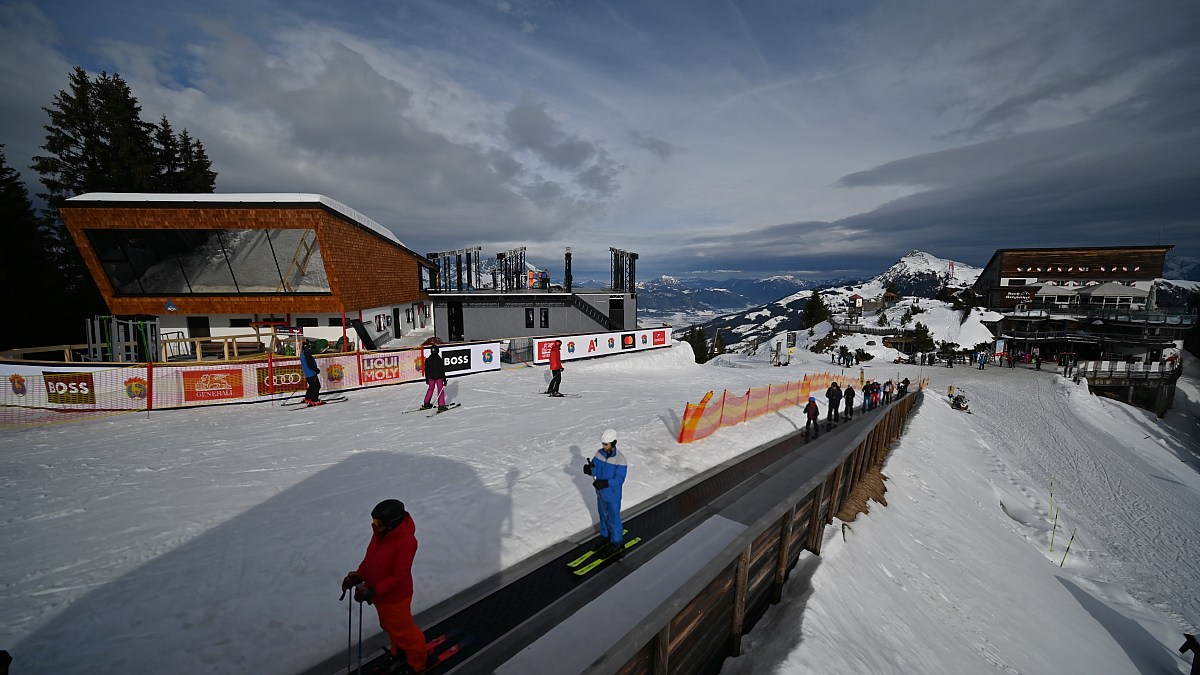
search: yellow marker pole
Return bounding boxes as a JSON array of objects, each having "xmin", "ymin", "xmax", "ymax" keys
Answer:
[{"xmin": 1059, "ymin": 528, "xmax": 1077, "ymax": 567}]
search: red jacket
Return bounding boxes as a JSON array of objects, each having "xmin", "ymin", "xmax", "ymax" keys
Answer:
[
  {"xmin": 549, "ymin": 345, "xmax": 562, "ymax": 371},
  {"xmin": 803, "ymin": 401, "xmax": 820, "ymax": 420},
  {"xmin": 354, "ymin": 514, "xmax": 418, "ymax": 604}
]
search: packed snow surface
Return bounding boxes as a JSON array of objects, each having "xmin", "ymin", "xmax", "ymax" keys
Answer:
[{"xmin": 2, "ymin": 344, "xmax": 1198, "ymax": 674}]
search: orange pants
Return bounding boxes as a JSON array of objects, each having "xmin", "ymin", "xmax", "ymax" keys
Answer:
[{"xmin": 376, "ymin": 597, "xmax": 426, "ymax": 672}]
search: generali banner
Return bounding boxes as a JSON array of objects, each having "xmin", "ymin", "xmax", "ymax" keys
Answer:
[
  {"xmin": 533, "ymin": 328, "xmax": 672, "ymax": 365},
  {"xmin": 182, "ymin": 369, "xmax": 245, "ymax": 402}
]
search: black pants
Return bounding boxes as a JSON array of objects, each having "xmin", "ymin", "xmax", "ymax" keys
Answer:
[
  {"xmin": 844, "ymin": 400, "xmax": 853, "ymax": 419},
  {"xmin": 827, "ymin": 402, "xmax": 840, "ymax": 422},
  {"xmin": 305, "ymin": 375, "xmax": 321, "ymax": 402},
  {"xmin": 806, "ymin": 418, "xmax": 819, "ymax": 436},
  {"xmin": 548, "ymin": 369, "xmax": 562, "ymax": 394}
]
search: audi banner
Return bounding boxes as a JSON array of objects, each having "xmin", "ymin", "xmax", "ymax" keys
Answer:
[{"xmin": 255, "ymin": 365, "xmax": 307, "ymax": 395}]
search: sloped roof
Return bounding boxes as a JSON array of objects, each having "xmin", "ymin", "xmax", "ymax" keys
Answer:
[
  {"xmin": 67, "ymin": 193, "xmax": 406, "ymax": 248},
  {"xmin": 1036, "ymin": 285, "xmax": 1078, "ymax": 296},
  {"xmin": 1077, "ymin": 282, "xmax": 1148, "ymax": 297}
]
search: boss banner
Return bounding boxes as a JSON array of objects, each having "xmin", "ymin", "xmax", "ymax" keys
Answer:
[{"xmin": 422, "ymin": 343, "xmax": 502, "ymax": 377}]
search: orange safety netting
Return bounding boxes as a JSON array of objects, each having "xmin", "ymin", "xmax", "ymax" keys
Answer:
[{"xmin": 678, "ymin": 373, "xmax": 840, "ymax": 443}]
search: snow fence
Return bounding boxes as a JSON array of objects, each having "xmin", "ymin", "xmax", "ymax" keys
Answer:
[{"xmin": 678, "ymin": 372, "xmax": 859, "ymax": 443}]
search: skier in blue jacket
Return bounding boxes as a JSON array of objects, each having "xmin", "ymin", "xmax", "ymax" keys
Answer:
[
  {"xmin": 300, "ymin": 341, "xmax": 323, "ymax": 406},
  {"xmin": 583, "ymin": 428, "xmax": 628, "ymax": 557}
]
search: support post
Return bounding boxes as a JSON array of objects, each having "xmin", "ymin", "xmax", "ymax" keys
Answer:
[
  {"xmin": 731, "ymin": 547, "xmax": 751, "ymax": 656},
  {"xmin": 653, "ymin": 625, "xmax": 670, "ymax": 674},
  {"xmin": 806, "ymin": 485, "xmax": 825, "ymax": 555},
  {"xmin": 773, "ymin": 507, "xmax": 794, "ymax": 603}
]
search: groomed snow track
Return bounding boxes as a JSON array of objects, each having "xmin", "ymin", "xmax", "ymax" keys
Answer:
[{"xmin": 305, "ymin": 392, "xmax": 922, "ymax": 675}]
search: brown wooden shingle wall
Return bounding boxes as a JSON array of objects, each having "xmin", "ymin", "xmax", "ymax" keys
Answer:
[{"xmin": 60, "ymin": 204, "xmax": 431, "ymax": 316}]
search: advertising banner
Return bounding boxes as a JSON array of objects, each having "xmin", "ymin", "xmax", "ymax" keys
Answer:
[
  {"xmin": 183, "ymin": 369, "xmax": 245, "ymax": 402},
  {"xmin": 360, "ymin": 351, "xmax": 422, "ymax": 384},
  {"xmin": 533, "ymin": 328, "xmax": 672, "ymax": 365},
  {"xmin": 255, "ymin": 365, "xmax": 307, "ymax": 395},
  {"xmin": 423, "ymin": 343, "xmax": 501, "ymax": 377},
  {"xmin": 43, "ymin": 371, "xmax": 97, "ymax": 405}
]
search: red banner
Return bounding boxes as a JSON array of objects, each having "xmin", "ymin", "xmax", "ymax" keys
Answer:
[{"xmin": 183, "ymin": 369, "xmax": 245, "ymax": 402}]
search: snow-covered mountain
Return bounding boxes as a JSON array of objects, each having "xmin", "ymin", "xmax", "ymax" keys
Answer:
[
  {"xmin": 636, "ymin": 274, "xmax": 860, "ymax": 312},
  {"xmin": 687, "ymin": 251, "xmax": 980, "ymax": 352},
  {"xmin": 1164, "ymin": 253, "xmax": 1200, "ymax": 281}
]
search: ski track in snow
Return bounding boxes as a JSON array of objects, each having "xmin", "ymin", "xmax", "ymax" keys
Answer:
[{"xmin": 1, "ymin": 345, "xmax": 1198, "ymax": 674}]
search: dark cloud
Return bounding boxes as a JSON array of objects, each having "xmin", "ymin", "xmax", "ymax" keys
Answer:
[
  {"xmin": 504, "ymin": 99, "xmax": 595, "ymax": 169},
  {"xmin": 629, "ymin": 130, "xmax": 676, "ymax": 159}
]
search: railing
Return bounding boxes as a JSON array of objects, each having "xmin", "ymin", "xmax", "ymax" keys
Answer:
[
  {"xmin": 0, "ymin": 343, "xmax": 89, "ymax": 362},
  {"xmin": 1082, "ymin": 309, "xmax": 1197, "ymax": 325},
  {"xmin": 570, "ymin": 294, "xmax": 621, "ymax": 331},
  {"xmin": 1075, "ymin": 360, "xmax": 1181, "ymax": 381},
  {"xmin": 591, "ymin": 388, "xmax": 927, "ymax": 674},
  {"xmin": 159, "ymin": 333, "xmax": 269, "ymax": 362}
]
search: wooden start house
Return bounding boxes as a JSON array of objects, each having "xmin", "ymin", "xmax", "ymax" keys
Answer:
[{"xmin": 59, "ymin": 193, "xmax": 438, "ymax": 356}]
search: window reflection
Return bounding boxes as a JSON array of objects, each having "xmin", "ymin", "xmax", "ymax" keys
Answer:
[{"xmin": 84, "ymin": 228, "xmax": 331, "ymax": 296}]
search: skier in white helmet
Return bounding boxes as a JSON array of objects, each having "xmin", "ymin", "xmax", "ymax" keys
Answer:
[{"xmin": 583, "ymin": 428, "xmax": 628, "ymax": 557}]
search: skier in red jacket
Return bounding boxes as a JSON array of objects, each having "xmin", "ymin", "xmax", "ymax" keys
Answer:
[
  {"xmin": 546, "ymin": 340, "xmax": 564, "ymax": 397},
  {"xmin": 341, "ymin": 500, "xmax": 426, "ymax": 673},
  {"xmin": 803, "ymin": 396, "xmax": 820, "ymax": 439}
]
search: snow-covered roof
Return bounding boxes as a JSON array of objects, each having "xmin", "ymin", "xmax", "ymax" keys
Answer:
[
  {"xmin": 67, "ymin": 193, "xmax": 406, "ymax": 248},
  {"xmin": 1036, "ymin": 285, "xmax": 1078, "ymax": 296},
  {"xmin": 1077, "ymin": 281, "xmax": 1148, "ymax": 297}
]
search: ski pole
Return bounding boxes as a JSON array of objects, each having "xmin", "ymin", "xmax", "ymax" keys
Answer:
[
  {"xmin": 347, "ymin": 591, "xmax": 353, "ymax": 675},
  {"xmin": 358, "ymin": 600, "xmax": 364, "ymax": 674}
]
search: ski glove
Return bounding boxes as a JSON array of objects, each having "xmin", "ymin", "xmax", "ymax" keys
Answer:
[
  {"xmin": 341, "ymin": 573, "xmax": 363, "ymax": 592},
  {"xmin": 592, "ymin": 478, "xmax": 609, "ymax": 490},
  {"xmin": 353, "ymin": 583, "xmax": 376, "ymax": 604},
  {"xmin": 583, "ymin": 459, "xmax": 593, "ymax": 475}
]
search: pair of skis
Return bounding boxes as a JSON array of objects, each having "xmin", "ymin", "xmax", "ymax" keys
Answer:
[
  {"xmin": 567, "ymin": 531, "xmax": 641, "ymax": 576},
  {"xmin": 359, "ymin": 627, "xmax": 472, "ymax": 674},
  {"xmin": 400, "ymin": 402, "xmax": 462, "ymax": 417},
  {"xmin": 282, "ymin": 395, "xmax": 348, "ymax": 409}
]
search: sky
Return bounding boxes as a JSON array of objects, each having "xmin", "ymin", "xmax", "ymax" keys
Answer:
[{"xmin": 1, "ymin": 0, "xmax": 1198, "ymax": 281}]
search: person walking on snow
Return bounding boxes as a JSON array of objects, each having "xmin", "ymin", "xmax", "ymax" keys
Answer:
[
  {"xmin": 883, "ymin": 379, "xmax": 894, "ymax": 404},
  {"xmin": 803, "ymin": 396, "xmax": 821, "ymax": 438},
  {"xmin": 341, "ymin": 500, "xmax": 426, "ymax": 674},
  {"xmin": 843, "ymin": 385, "xmax": 856, "ymax": 420},
  {"xmin": 978, "ymin": 352, "xmax": 987, "ymax": 370},
  {"xmin": 825, "ymin": 382, "xmax": 842, "ymax": 423},
  {"xmin": 300, "ymin": 341, "xmax": 323, "ymax": 406},
  {"xmin": 547, "ymin": 340, "xmax": 564, "ymax": 397},
  {"xmin": 420, "ymin": 344, "xmax": 449, "ymax": 411},
  {"xmin": 584, "ymin": 429, "xmax": 628, "ymax": 556}
]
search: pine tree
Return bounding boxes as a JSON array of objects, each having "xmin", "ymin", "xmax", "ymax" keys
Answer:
[
  {"xmin": 801, "ymin": 290, "xmax": 831, "ymax": 329},
  {"xmin": 23, "ymin": 67, "xmax": 220, "ymax": 347},
  {"xmin": 912, "ymin": 321, "xmax": 935, "ymax": 353},
  {"xmin": 174, "ymin": 129, "xmax": 216, "ymax": 192}
]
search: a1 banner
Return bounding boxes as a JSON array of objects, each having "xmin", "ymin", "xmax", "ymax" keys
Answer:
[{"xmin": 534, "ymin": 328, "xmax": 672, "ymax": 365}]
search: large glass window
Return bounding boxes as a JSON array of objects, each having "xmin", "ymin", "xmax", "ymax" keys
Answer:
[{"xmin": 85, "ymin": 228, "xmax": 331, "ymax": 296}]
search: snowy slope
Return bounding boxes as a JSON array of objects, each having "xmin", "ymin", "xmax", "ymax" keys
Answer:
[{"xmin": 2, "ymin": 347, "xmax": 1198, "ymax": 674}]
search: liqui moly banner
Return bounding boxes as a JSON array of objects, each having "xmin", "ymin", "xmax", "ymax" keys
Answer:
[{"xmin": 533, "ymin": 328, "xmax": 672, "ymax": 365}]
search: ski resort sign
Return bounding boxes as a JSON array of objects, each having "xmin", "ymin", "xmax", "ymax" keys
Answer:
[{"xmin": 533, "ymin": 328, "xmax": 672, "ymax": 365}]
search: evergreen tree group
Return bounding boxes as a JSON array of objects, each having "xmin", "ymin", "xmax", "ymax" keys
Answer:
[{"xmin": 1, "ymin": 67, "xmax": 217, "ymax": 350}]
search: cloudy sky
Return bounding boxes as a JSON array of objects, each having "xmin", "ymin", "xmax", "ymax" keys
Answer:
[{"xmin": 1, "ymin": 0, "xmax": 1197, "ymax": 280}]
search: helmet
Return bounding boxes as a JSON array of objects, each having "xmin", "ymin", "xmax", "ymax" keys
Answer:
[
  {"xmin": 809, "ymin": 397, "xmax": 816, "ymax": 402},
  {"xmin": 429, "ymin": 344, "xmax": 440, "ymax": 354},
  {"xmin": 600, "ymin": 428, "xmax": 618, "ymax": 444},
  {"xmin": 371, "ymin": 499, "xmax": 406, "ymax": 525}
]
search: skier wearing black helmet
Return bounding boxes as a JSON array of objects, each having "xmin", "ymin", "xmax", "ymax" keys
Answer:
[{"xmin": 341, "ymin": 499, "xmax": 425, "ymax": 673}]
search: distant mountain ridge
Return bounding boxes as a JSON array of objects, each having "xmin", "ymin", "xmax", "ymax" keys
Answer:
[
  {"xmin": 636, "ymin": 274, "xmax": 862, "ymax": 312},
  {"xmin": 688, "ymin": 250, "xmax": 981, "ymax": 350}
]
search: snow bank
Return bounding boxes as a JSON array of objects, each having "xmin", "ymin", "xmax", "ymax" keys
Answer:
[{"xmin": 573, "ymin": 342, "xmax": 700, "ymax": 373}]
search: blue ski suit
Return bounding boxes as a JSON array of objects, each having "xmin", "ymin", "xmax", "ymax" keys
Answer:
[{"xmin": 589, "ymin": 446, "xmax": 628, "ymax": 546}]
